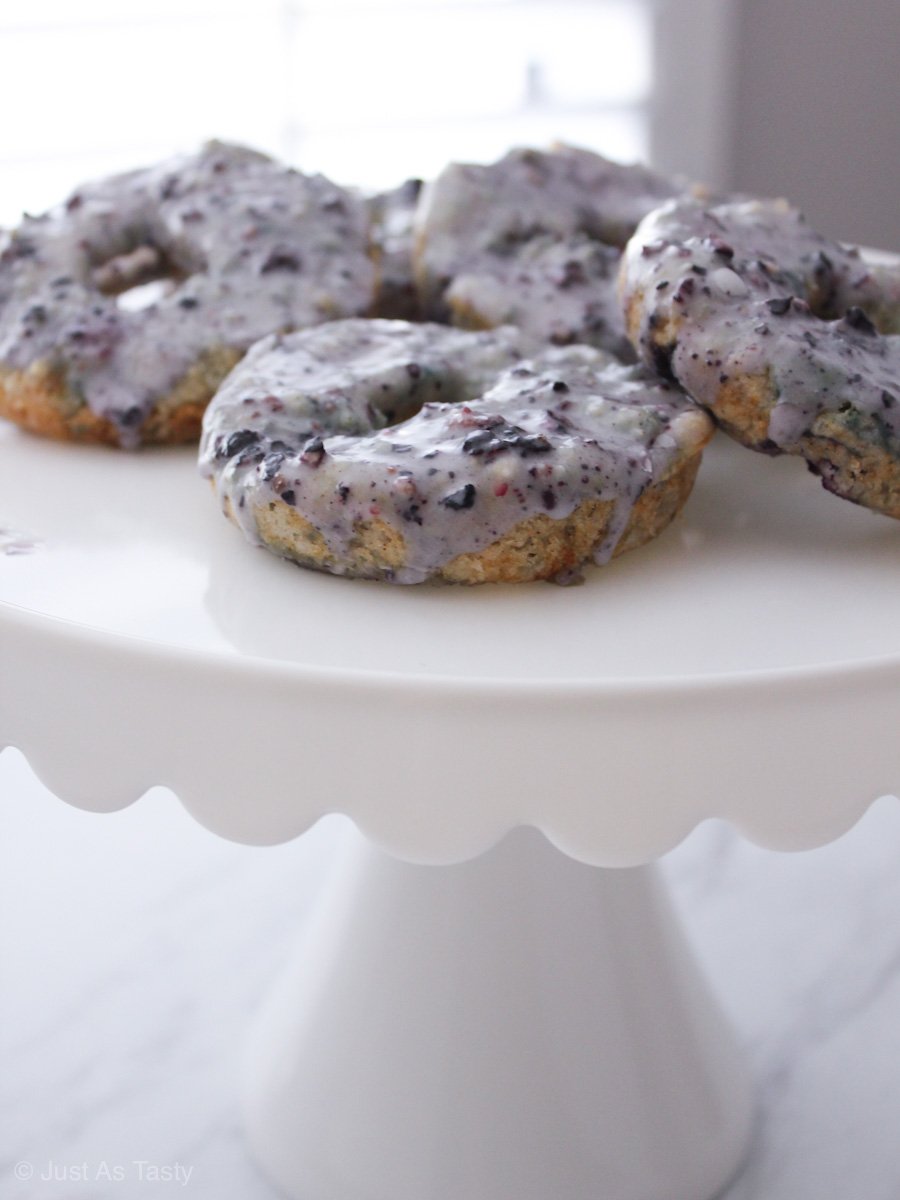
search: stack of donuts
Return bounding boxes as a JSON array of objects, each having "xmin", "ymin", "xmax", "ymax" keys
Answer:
[{"xmin": 1, "ymin": 140, "xmax": 897, "ymax": 583}]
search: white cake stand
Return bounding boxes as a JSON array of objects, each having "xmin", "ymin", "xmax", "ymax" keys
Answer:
[{"xmin": 1, "ymin": 420, "xmax": 898, "ymax": 1200}]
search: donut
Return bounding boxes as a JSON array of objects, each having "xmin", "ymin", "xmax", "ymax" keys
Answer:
[
  {"xmin": 620, "ymin": 197, "xmax": 900, "ymax": 517},
  {"xmin": 413, "ymin": 145, "xmax": 686, "ymax": 359},
  {"xmin": 198, "ymin": 319, "xmax": 713, "ymax": 585},
  {"xmin": 0, "ymin": 142, "xmax": 376, "ymax": 448}
]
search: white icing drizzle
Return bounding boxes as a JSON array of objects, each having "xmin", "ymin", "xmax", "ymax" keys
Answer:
[{"xmin": 199, "ymin": 320, "xmax": 710, "ymax": 584}]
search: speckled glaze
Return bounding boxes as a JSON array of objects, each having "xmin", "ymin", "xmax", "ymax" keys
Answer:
[
  {"xmin": 199, "ymin": 319, "xmax": 711, "ymax": 584},
  {"xmin": 0, "ymin": 142, "xmax": 376, "ymax": 447},
  {"xmin": 621, "ymin": 198, "xmax": 900, "ymax": 513},
  {"xmin": 414, "ymin": 145, "xmax": 684, "ymax": 358}
]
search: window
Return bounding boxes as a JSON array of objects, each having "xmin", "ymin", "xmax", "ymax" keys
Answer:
[
  {"xmin": 283, "ymin": 0, "xmax": 653, "ymax": 187},
  {"xmin": 0, "ymin": 0, "xmax": 732, "ymax": 222}
]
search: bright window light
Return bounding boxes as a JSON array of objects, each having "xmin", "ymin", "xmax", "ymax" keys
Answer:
[{"xmin": 1, "ymin": 0, "xmax": 652, "ymax": 222}]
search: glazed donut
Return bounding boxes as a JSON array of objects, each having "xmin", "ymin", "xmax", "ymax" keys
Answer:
[
  {"xmin": 0, "ymin": 142, "xmax": 376, "ymax": 448},
  {"xmin": 199, "ymin": 319, "xmax": 713, "ymax": 584},
  {"xmin": 414, "ymin": 145, "xmax": 686, "ymax": 359},
  {"xmin": 620, "ymin": 197, "xmax": 900, "ymax": 517}
]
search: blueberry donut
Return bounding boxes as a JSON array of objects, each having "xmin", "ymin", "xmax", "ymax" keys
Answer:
[
  {"xmin": 199, "ymin": 319, "xmax": 713, "ymax": 584},
  {"xmin": 620, "ymin": 197, "xmax": 900, "ymax": 517},
  {"xmin": 0, "ymin": 142, "xmax": 376, "ymax": 448},
  {"xmin": 414, "ymin": 145, "xmax": 686, "ymax": 359}
]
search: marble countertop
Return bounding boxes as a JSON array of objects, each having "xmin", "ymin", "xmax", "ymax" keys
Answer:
[{"xmin": 2, "ymin": 745, "xmax": 900, "ymax": 1199}]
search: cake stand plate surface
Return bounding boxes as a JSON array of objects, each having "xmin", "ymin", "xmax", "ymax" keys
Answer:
[
  {"xmin": 0, "ymin": 421, "xmax": 897, "ymax": 863},
  {"xmin": 1, "ymin": 420, "xmax": 898, "ymax": 1200}
]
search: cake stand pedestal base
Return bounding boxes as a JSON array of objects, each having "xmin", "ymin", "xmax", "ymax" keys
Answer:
[{"xmin": 244, "ymin": 825, "xmax": 753, "ymax": 1200}]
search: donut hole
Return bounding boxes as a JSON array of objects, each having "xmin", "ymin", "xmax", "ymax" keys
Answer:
[
  {"xmin": 89, "ymin": 240, "xmax": 187, "ymax": 311},
  {"xmin": 115, "ymin": 278, "xmax": 172, "ymax": 312}
]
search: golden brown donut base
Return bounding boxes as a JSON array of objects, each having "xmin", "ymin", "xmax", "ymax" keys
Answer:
[
  {"xmin": 623, "ymin": 291, "xmax": 900, "ymax": 521},
  {"xmin": 714, "ymin": 375, "xmax": 900, "ymax": 519},
  {"xmin": 225, "ymin": 448, "xmax": 705, "ymax": 585},
  {"xmin": 0, "ymin": 346, "xmax": 242, "ymax": 447}
]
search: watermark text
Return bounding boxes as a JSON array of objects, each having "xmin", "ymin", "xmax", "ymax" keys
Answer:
[{"xmin": 13, "ymin": 1160, "xmax": 194, "ymax": 1187}]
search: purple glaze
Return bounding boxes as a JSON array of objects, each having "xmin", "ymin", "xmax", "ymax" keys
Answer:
[
  {"xmin": 199, "ymin": 320, "xmax": 711, "ymax": 584},
  {"xmin": 621, "ymin": 198, "xmax": 900, "ymax": 451},
  {"xmin": 0, "ymin": 142, "xmax": 376, "ymax": 447}
]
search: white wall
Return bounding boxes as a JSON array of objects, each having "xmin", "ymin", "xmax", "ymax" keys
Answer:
[
  {"xmin": 650, "ymin": 0, "xmax": 741, "ymax": 190},
  {"xmin": 728, "ymin": 0, "xmax": 900, "ymax": 249}
]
